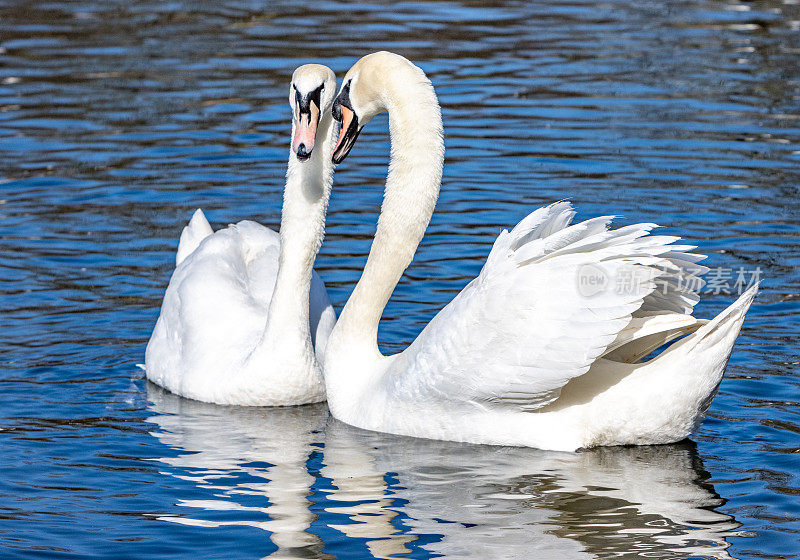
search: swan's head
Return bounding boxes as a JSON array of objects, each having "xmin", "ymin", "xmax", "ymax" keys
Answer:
[
  {"xmin": 331, "ymin": 51, "xmax": 430, "ymax": 164},
  {"xmin": 290, "ymin": 64, "xmax": 337, "ymax": 161}
]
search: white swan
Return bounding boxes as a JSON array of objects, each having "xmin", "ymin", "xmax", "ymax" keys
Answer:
[
  {"xmin": 145, "ymin": 64, "xmax": 338, "ymax": 406},
  {"xmin": 323, "ymin": 51, "xmax": 757, "ymax": 451}
]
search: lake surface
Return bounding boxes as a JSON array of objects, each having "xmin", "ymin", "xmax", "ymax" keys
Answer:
[{"xmin": 1, "ymin": 0, "xmax": 798, "ymax": 558}]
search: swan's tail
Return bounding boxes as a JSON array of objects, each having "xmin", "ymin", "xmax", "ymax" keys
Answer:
[
  {"xmin": 683, "ymin": 283, "xmax": 757, "ymax": 357},
  {"xmin": 176, "ymin": 209, "xmax": 214, "ymax": 266},
  {"xmin": 605, "ymin": 284, "xmax": 757, "ymax": 366},
  {"xmin": 663, "ymin": 284, "xmax": 758, "ymax": 425},
  {"xmin": 582, "ymin": 285, "xmax": 758, "ymax": 447},
  {"xmin": 669, "ymin": 284, "xmax": 758, "ymax": 434}
]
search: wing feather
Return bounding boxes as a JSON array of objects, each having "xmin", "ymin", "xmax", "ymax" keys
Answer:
[{"xmin": 386, "ymin": 202, "xmax": 707, "ymax": 411}]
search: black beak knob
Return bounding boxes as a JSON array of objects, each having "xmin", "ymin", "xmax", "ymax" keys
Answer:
[{"xmin": 296, "ymin": 143, "xmax": 312, "ymax": 161}]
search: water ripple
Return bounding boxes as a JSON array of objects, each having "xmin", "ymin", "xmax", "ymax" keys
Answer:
[{"xmin": 0, "ymin": 1, "xmax": 798, "ymax": 558}]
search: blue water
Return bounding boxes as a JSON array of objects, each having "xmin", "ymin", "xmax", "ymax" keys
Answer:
[{"xmin": 1, "ymin": 1, "xmax": 799, "ymax": 558}]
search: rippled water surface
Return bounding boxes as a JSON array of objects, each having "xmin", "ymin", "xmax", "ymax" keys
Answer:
[{"xmin": 1, "ymin": 1, "xmax": 799, "ymax": 558}]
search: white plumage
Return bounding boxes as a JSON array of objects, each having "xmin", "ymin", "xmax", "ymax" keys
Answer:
[
  {"xmin": 390, "ymin": 203, "xmax": 705, "ymax": 412},
  {"xmin": 323, "ymin": 52, "xmax": 756, "ymax": 450},
  {"xmin": 145, "ymin": 65, "xmax": 339, "ymax": 406}
]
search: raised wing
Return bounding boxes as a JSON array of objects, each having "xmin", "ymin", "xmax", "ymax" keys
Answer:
[{"xmin": 386, "ymin": 202, "xmax": 706, "ymax": 411}]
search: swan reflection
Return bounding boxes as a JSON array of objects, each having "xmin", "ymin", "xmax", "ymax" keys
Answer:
[
  {"xmin": 147, "ymin": 383, "xmax": 741, "ymax": 559},
  {"xmin": 323, "ymin": 420, "xmax": 742, "ymax": 560},
  {"xmin": 147, "ymin": 383, "xmax": 328, "ymax": 558}
]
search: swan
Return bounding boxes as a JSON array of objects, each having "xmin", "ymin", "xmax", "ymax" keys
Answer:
[
  {"xmin": 145, "ymin": 64, "xmax": 338, "ymax": 406},
  {"xmin": 323, "ymin": 51, "xmax": 757, "ymax": 451}
]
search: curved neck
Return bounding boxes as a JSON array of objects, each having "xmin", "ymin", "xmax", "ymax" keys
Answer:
[
  {"xmin": 264, "ymin": 112, "xmax": 335, "ymax": 342},
  {"xmin": 335, "ymin": 69, "xmax": 444, "ymax": 355}
]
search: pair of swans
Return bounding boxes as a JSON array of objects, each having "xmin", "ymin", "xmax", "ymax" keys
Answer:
[{"xmin": 145, "ymin": 52, "xmax": 756, "ymax": 451}]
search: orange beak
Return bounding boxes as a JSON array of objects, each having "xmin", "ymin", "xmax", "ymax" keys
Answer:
[
  {"xmin": 332, "ymin": 104, "xmax": 361, "ymax": 164},
  {"xmin": 292, "ymin": 101, "xmax": 320, "ymax": 161}
]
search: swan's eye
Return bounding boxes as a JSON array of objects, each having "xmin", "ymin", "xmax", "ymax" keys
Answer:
[{"xmin": 332, "ymin": 80, "xmax": 352, "ymax": 122}]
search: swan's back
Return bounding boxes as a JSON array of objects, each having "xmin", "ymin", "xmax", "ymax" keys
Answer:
[
  {"xmin": 331, "ymin": 202, "xmax": 754, "ymax": 450},
  {"xmin": 145, "ymin": 219, "xmax": 334, "ymax": 403}
]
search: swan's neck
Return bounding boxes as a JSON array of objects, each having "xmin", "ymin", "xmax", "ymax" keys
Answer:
[
  {"xmin": 333, "ymin": 72, "xmax": 444, "ymax": 357},
  {"xmin": 263, "ymin": 113, "xmax": 335, "ymax": 345}
]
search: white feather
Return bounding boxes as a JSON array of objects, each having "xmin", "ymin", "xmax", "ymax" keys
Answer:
[
  {"xmin": 145, "ymin": 65, "xmax": 339, "ymax": 406},
  {"xmin": 323, "ymin": 52, "xmax": 757, "ymax": 451}
]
